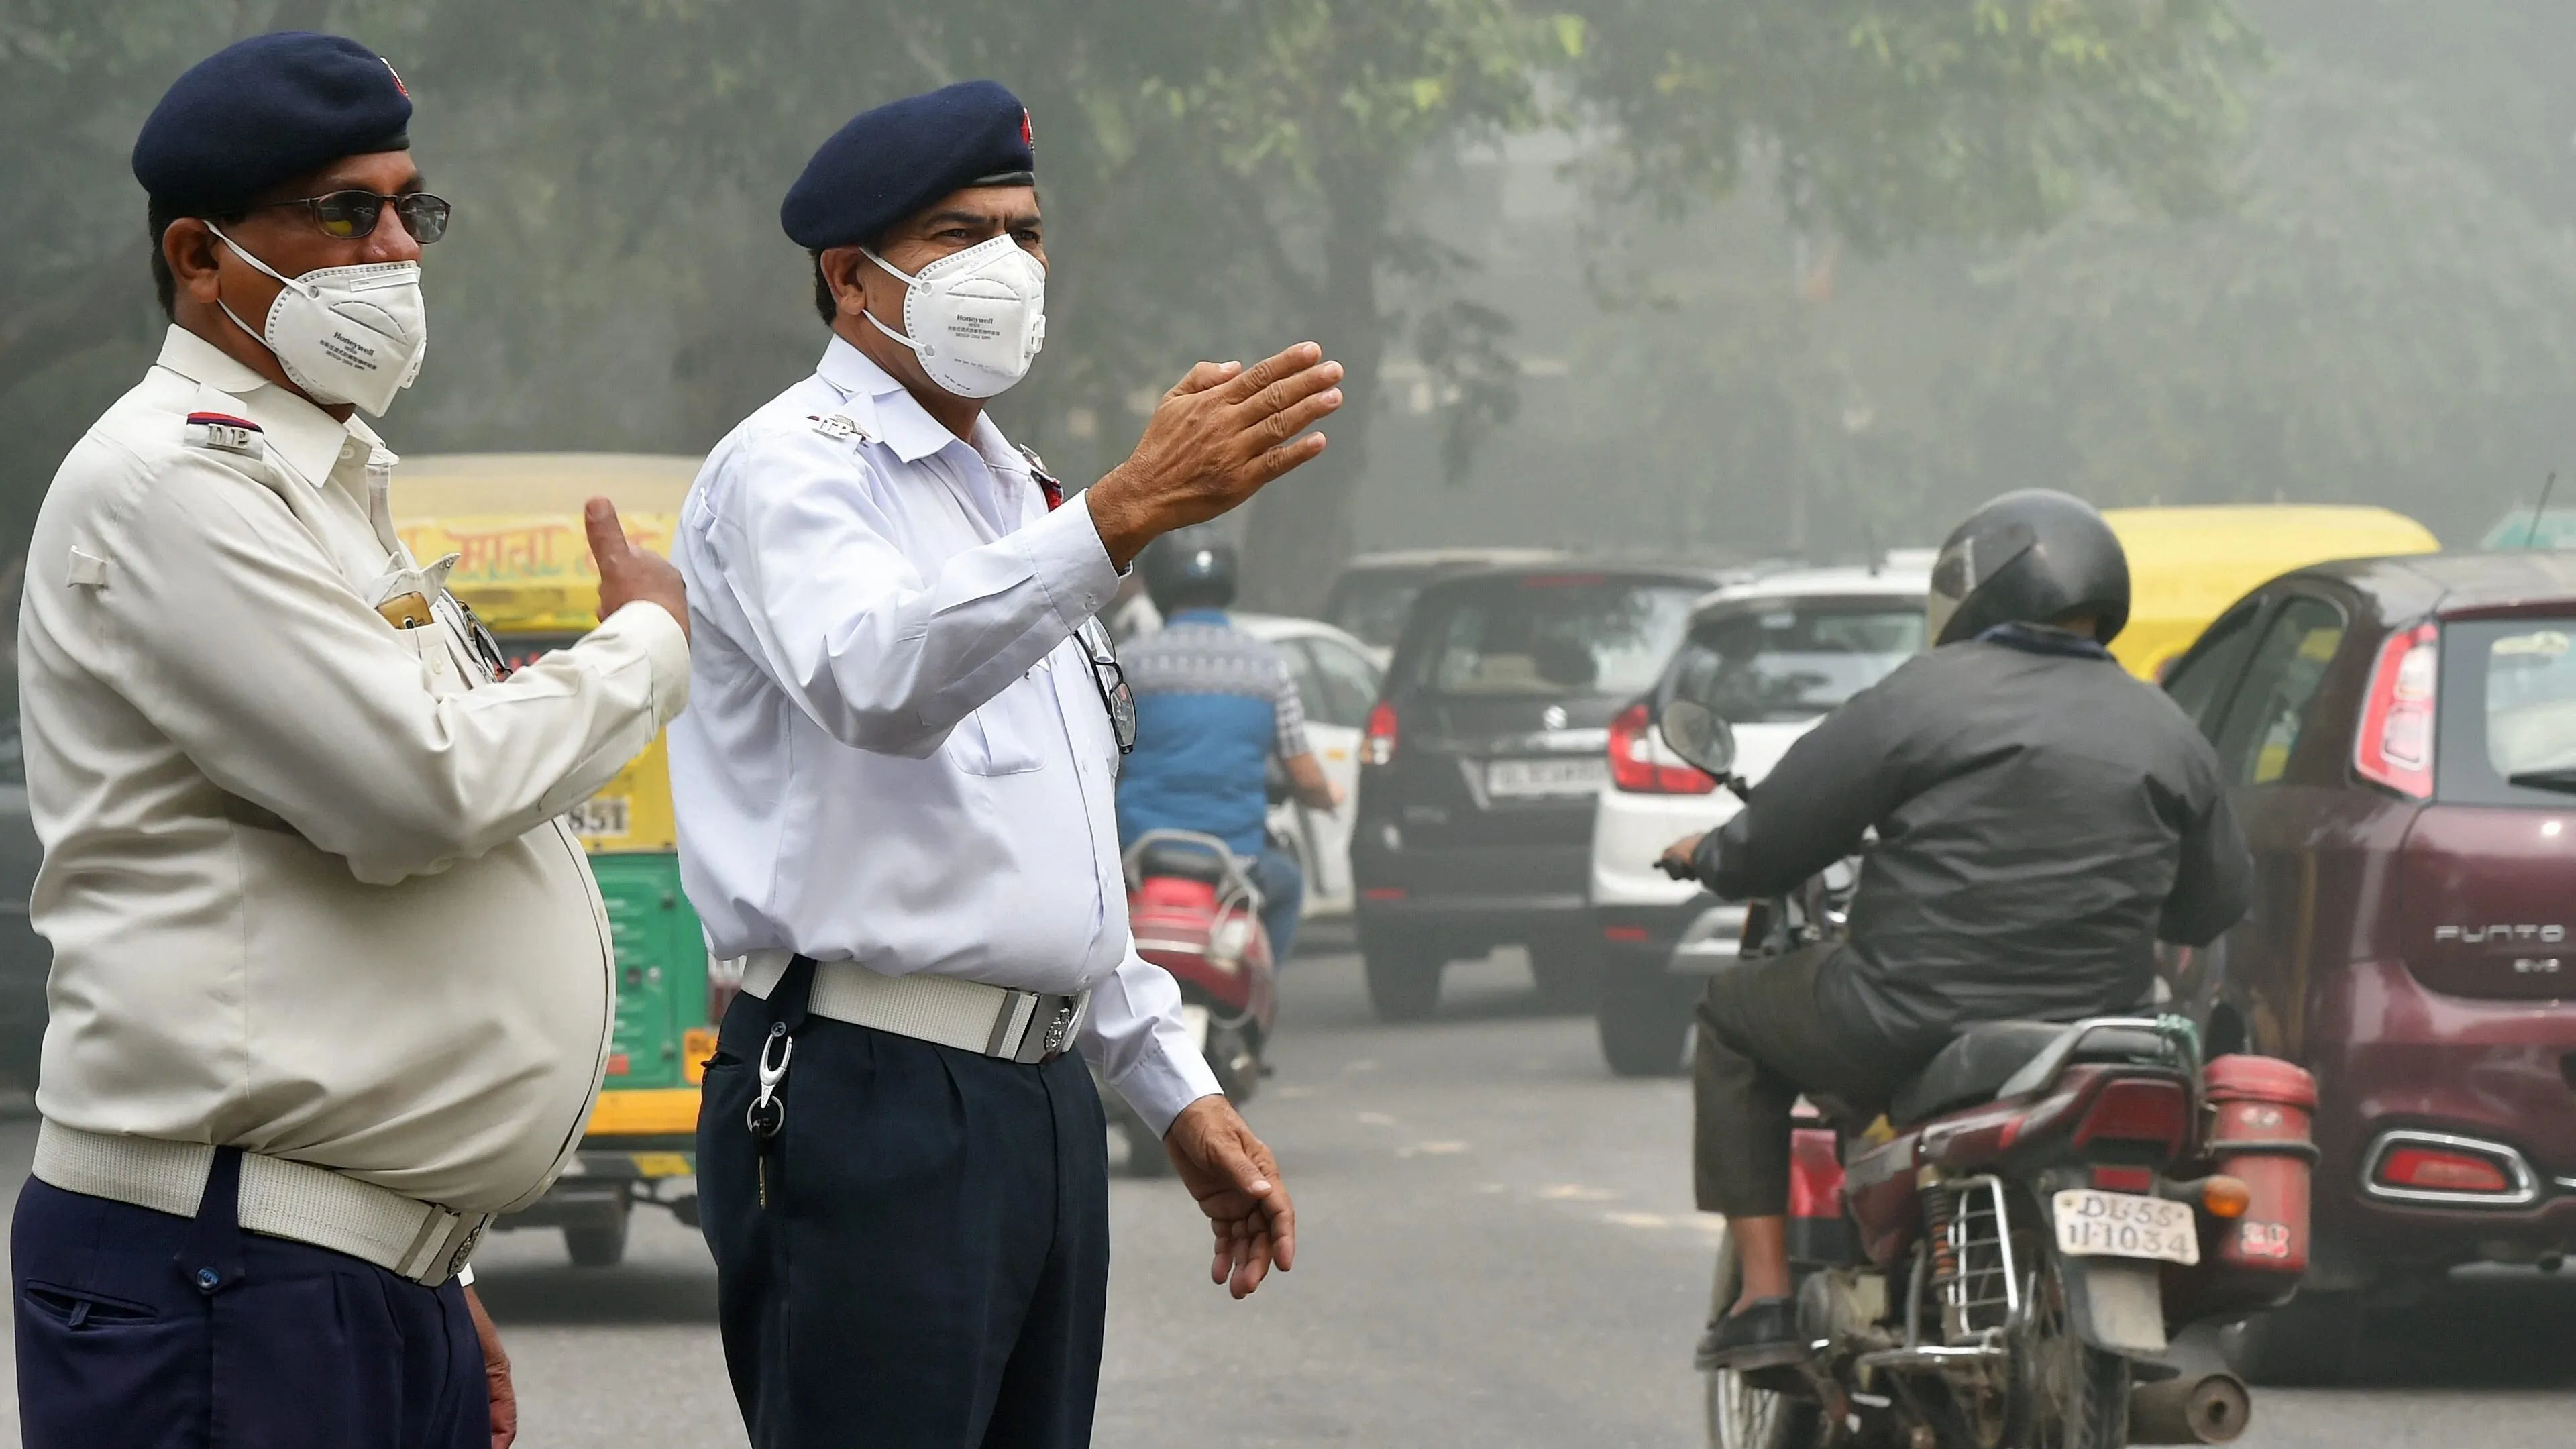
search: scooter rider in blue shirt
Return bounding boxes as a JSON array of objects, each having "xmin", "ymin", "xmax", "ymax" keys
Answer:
[{"xmin": 1118, "ymin": 535, "xmax": 1342, "ymax": 962}]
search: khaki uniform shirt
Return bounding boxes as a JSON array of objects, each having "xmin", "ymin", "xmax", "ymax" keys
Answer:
[{"xmin": 17, "ymin": 327, "xmax": 690, "ymax": 1214}]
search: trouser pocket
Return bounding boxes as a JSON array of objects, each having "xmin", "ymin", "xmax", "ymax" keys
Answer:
[{"xmin": 16, "ymin": 1281, "xmax": 205, "ymax": 1448}]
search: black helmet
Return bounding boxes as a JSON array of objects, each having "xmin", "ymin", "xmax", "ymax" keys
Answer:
[
  {"xmin": 1925, "ymin": 489, "xmax": 2130, "ymax": 647},
  {"xmin": 1142, "ymin": 531, "xmax": 1238, "ymax": 616}
]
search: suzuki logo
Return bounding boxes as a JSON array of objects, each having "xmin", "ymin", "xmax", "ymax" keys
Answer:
[
  {"xmin": 2434, "ymin": 924, "xmax": 2567, "ymax": 945},
  {"xmin": 1542, "ymin": 705, "xmax": 1568, "ymax": 731}
]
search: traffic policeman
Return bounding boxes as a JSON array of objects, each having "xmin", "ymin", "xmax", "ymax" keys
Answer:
[
  {"xmin": 12, "ymin": 33, "xmax": 692, "ymax": 1448},
  {"xmin": 670, "ymin": 81, "xmax": 1342, "ymax": 1448}
]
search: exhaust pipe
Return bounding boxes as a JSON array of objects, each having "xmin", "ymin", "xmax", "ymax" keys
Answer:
[{"xmin": 2129, "ymin": 1370, "xmax": 2251, "ymax": 1444}]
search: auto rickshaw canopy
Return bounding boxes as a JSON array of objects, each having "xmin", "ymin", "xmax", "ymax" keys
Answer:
[
  {"xmin": 391, "ymin": 452, "xmax": 699, "ymax": 635},
  {"xmin": 2100, "ymin": 504, "xmax": 2440, "ymax": 680}
]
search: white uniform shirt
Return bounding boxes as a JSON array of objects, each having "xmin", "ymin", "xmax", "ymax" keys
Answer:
[
  {"xmin": 669, "ymin": 339, "xmax": 1222, "ymax": 1132},
  {"xmin": 20, "ymin": 326, "xmax": 690, "ymax": 1212}
]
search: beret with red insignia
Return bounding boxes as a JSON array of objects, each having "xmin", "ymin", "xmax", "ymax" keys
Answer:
[
  {"xmin": 133, "ymin": 32, "xmax": 412, "ymax": 215},
  {"xmin": 781, "ymin": 80, "xmax": 1036, "ymax": 252}
]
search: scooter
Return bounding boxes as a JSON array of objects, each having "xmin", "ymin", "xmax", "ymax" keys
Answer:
[
  {"xmin": 1102, "ymin": 828, "xmax": 1279, "ymax": 1177},
  {"xmin": 1655, "ymin": 700, "xmax": 2316, "ymax": 1449}
]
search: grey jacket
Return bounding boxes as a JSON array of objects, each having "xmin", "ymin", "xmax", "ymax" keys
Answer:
[{"xmin": 1695, "ymin": 627, "xmax": 2249, "ymax": 1051}]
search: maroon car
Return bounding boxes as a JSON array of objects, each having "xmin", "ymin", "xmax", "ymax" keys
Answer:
[{"xmin": 2152, "ymin": 551, "xmax": 2576, "ymax": 1383}]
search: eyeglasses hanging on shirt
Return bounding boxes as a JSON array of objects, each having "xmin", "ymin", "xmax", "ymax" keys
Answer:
[{"xmin": 1075, "ymin": 618, "xmax": 1136, "ymax": 755}]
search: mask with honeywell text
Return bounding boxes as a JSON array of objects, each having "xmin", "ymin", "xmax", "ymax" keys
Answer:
[
  {"xmin": 209, "ymin": 225, "xmax": 428, "ymax": 417},
  {"xmin": 861, "ymin": 235, "xmax": 1046, "ymax": 399}
]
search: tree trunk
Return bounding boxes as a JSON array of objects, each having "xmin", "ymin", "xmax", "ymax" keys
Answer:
[{"xmin": 1240, "ymin": 160, "xmax": 1391, "ymax": 616}]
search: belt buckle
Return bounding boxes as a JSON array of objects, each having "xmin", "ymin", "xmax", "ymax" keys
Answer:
[{"xmin": 1015, "ymin": 995, "xmax": 1078, "ymax": 1065}]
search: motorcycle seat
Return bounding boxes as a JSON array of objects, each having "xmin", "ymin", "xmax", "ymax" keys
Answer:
[
  {"xmin": 1133, "ymin": 839, "xmax": 1230, "ymax": 888},
  {"xmin": 1888, "ymin": 1019, "xmax": 2173, "ymax": 1127}
]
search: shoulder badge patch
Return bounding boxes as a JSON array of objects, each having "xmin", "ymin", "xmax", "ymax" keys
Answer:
[
  {"xmin": 185, "ymin": 411, "xmax": 265, "ymax": 458},
  {"xmin": 808, "ymin": 413, "xmax": 875, "ymax": 445}
]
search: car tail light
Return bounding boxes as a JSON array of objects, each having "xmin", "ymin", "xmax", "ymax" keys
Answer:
[
  {"xmin": 1607, "ymin": 702, "xmax": 1716, "ymax": 794},
  {"xmin": 2377, "ymin": 1146, "xmax": 2510, "ymax": 1194},
  {"xmin": 2355, "ymin": 623, "xmax": 2438, "ymax": 798},
  {"xmin": 2072, "ymin": 1077, "xmax": 2190, "ymax": 1152},
  {"xmin": 1364, "ymin": 700, "xmax": 1399, "ymax": 767},
  {"xmin": 2362, "ymin": 1130, "xmax": 2537, "ymax": 1205}
]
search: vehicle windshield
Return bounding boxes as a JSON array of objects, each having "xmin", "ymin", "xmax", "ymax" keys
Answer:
[
  {"xmin": 2440, "ymin": 618, "xmax": 2576, "ymax": 803},
  {"xmin": 1665, "ymin": 600, "xmax": 1924, "ymax": 724},
  {"xmin": 1325, "ymin": 573, "xmax": 1430, "ymax": 652},
  {"xmin": 1412, "ymin": 578, "xmax": 1702, "ymax": 700}
]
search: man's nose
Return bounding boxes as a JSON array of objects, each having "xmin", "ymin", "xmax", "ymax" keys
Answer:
[{"xmin": 364, "ymin": 199, "xmax": 425, "ymax": 263}]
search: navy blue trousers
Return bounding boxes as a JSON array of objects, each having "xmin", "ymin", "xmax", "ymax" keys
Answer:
[
  {"xmin": 699, "ymin": 989, "xmax": 1111, "ymax": 1449},
  {"xmin": 11, "ymin": 1155, "xmax": 488, "ymax": 1449}
]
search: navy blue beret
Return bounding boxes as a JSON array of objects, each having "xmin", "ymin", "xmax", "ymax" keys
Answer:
[
  {"xmin": 781, "ymin": 80, "xmax": 1036, "ymax": 251},
  {"xmin": 133, "ymin": 32, "xmax": 412, "ymax": 214}
]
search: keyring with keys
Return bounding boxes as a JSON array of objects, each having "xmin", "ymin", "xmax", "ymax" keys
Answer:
[{"xmin": 748, "ymin": 1021, "xmax": 793, "ymax": 1206}]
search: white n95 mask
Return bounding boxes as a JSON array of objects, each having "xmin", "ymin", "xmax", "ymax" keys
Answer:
[
  {"xmin": 861, "ymin": 234, "xmax": 1047, "ymax": 399},
  {"xmin": 208, "ymin": 225, "xmax": 429, "ymax": 417}
]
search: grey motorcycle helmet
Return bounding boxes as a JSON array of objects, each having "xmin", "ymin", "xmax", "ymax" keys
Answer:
[
  {"xmin": 1925, "ymin": 489, "xmax": 2131, "ymax": 647},
  {"xmin": 1141, "ymin": 529, "xmax": 1239, "ymax": 616}
]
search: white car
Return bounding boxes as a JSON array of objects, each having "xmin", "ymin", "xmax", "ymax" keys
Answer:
[
  {"xmin": 1589, "ymin": 560, "xmax": 1931, "ymax": 1075},
  {"xmin": 1232, "ymin": 614, "xmax": 1384, "ymax": 925}
]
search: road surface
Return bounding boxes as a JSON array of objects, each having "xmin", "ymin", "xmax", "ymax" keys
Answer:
[{"xmin": 2, "ymin": 950, "xmax": 2571, "ymax": 1444}]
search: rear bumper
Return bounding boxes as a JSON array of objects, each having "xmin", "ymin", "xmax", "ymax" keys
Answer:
[
  {"xmin": 1589, "ymin": 789, "xmax": 1741, "ymax": 909},
  {"xmin": 1352, "ymin": 828, "xmax": 1591, "ymax": 945},
  {"xmin": 2308, "ymin": 959, "xmax": 2576, "ymax": 1268},
  {"xmin": 1594, "ymin": 897, "xmax": 1722, "ymax": 977}
]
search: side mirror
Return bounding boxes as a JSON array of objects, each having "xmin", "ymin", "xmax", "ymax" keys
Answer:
[{"xmin": 1658, "ymin": 700, "xmax": 1737, "ymax": 777}]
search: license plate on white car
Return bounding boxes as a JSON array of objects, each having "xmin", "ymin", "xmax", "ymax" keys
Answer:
[
  {"xmin": 2051, "ymin": 1189, "xmax": 2200, "ymax": 1265},
  {"xmin": 1485, "ymin": 757, "xmax": 1609, "ymax": 797}
]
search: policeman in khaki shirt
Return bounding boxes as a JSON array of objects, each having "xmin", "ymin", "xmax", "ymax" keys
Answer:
[{"xmin": 12, "ymin": 34, "xmax": 690, "ymax": 1448}]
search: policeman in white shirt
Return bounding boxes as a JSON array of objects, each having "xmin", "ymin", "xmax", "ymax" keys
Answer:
[
  {"xmin": 12, "ymin": 34, "xmax": 690, "ymax": 1449},
  {"xmin": 672, "ymin": 81, "xmax": 1343, "ymax": 1448}
]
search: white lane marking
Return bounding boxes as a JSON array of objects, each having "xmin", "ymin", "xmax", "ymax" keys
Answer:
[
  {"xmin": 1399, "ymin": 1140, "xmax": 1470, "ymax": 1158},
  {"xmin": 1537, "ymin": 1184, "xmax": 1621, "ymax": 1201},
  {"xmin": 1356, "ymin": 1111, "xmax": 1398, "ymax": 1126}
]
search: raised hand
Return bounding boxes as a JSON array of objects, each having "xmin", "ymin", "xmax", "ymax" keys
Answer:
[{"xmin": 1086, "ymin": 342, "xmax": 1346, "ymax": 569}]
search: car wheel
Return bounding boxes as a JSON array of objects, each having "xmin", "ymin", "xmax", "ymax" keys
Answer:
[
  {"xmin": 1599, "ymin": 967, "xmax": 1697, "ymax": 1077},
  {"xmin": 1363, "ymin": 934, "xmax": 1444, "ymax": 1022},
  {"xmin": 1527, "ymin": 937, "xmax": 1602, "ymax": 1012},
  {"xmin": 2220, "ymin": 1288, "xmax": 2367, "ymax": 1386},
  {"xmin": 564, "ymin": 1195, "xmax": 632, "ymax": 1268}
]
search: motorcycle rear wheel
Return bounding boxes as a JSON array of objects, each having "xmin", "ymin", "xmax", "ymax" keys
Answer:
[
  {"xmin": 2006, "ymin": 1240, "xmax": 2131, "ymax": 1449},
  {"xmin": 1703, "ymin": 1222, "xmax": 1824, "ymax": 1449}
]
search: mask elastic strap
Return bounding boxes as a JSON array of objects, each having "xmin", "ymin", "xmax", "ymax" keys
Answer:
[
  {"xmin": 203, "ymin": 225, "xmax": 294, "ymax": 352},
  {"xmin": 856, "ymin": 248, "xmax": 926, "ymax": 353}
]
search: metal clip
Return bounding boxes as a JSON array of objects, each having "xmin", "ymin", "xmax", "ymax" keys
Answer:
[{"xmin": 746, "ymin": 1022, "xmax": 792, "ymax": 1138}]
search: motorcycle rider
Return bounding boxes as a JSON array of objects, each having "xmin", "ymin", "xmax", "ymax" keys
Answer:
[
  {"xmin": 1658, "ymin": 490, "xmax": 2250, "ymax": 1371},
  {"xmin": 1117, "ymin": 532, "xmax": 1342, "ymax": 961}
]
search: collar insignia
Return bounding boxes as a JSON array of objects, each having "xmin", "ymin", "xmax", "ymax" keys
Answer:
[{"xmin": 184, "ymin": 411, "xmax": 266, "ymax": 458}]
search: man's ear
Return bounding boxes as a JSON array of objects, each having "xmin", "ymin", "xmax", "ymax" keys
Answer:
[
  {"xmin": 819, "ymin": 246, "xmax": 873, "ymax": 321},
  {"xmin": 164, "ymin": 217, "xmax": 225, "ymax": 305}
]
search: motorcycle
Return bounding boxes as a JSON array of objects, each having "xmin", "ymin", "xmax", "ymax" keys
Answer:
[
  {"xmin": 1102, "ymin": 828, "xmax": 1279, "ymax": 1177},
  {"xmin": 1655, "ymin": 700, "xmax": 2316, "ymax": 1449}
]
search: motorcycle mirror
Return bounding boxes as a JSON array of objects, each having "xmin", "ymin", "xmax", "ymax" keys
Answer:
[{"xmin": 1658, "ymin": 700, "xmax": 1737, "ymax": 777}]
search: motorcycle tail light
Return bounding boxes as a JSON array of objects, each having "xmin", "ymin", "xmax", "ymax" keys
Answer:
[
  {"xmin": 1607, "ymin": 702, "xmax": 1716, "ymax": 794},
  {"xmin": 2072, "ymin": 1077, "xmax": 2190, "ymax": 1152},
  {"xmin": 2200, "ymin": 1175, "xmax": 2253, "ymax": 1219},
  {"xmin": 1363, "ymin": 700, "xmax": 1399, "ymax": 767},
  {"xmin": 2091, "ymin": 1165, "xmax": 2155, "ymax": 1194},
  {"xmin": 2354, "ymin": 622, "xmax": 2438, "ymax": 798}
]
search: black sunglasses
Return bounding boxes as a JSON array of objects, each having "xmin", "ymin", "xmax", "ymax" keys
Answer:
[
  {"xmin": 1078, "ymin": 620, "xmax": 1136, "ymax": 755},
  {"xmin": 246, "ymin": 190, "xmax": 452, "ymax": 244}
]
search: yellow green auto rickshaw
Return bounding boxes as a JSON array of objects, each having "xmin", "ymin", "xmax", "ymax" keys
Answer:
[{"xmin": 396, "ymin": 452, "xmax": 716, "ymax": 1266}]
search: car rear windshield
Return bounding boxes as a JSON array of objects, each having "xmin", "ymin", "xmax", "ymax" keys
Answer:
[
  {"xmin": 1664, "ymin": 599, "xmax": 1924, "ymax": 724},
  {"xmin": 2438, "ymin": 616, "xmax": 2576, "ymax": 805},
  {"xmin": 1324, "ymin": 572, "xmax": 1432, "ymax": 652},
  {"xmin": 1408, "ymin": 576, "xmax": 1703, "ymax": 700}
]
